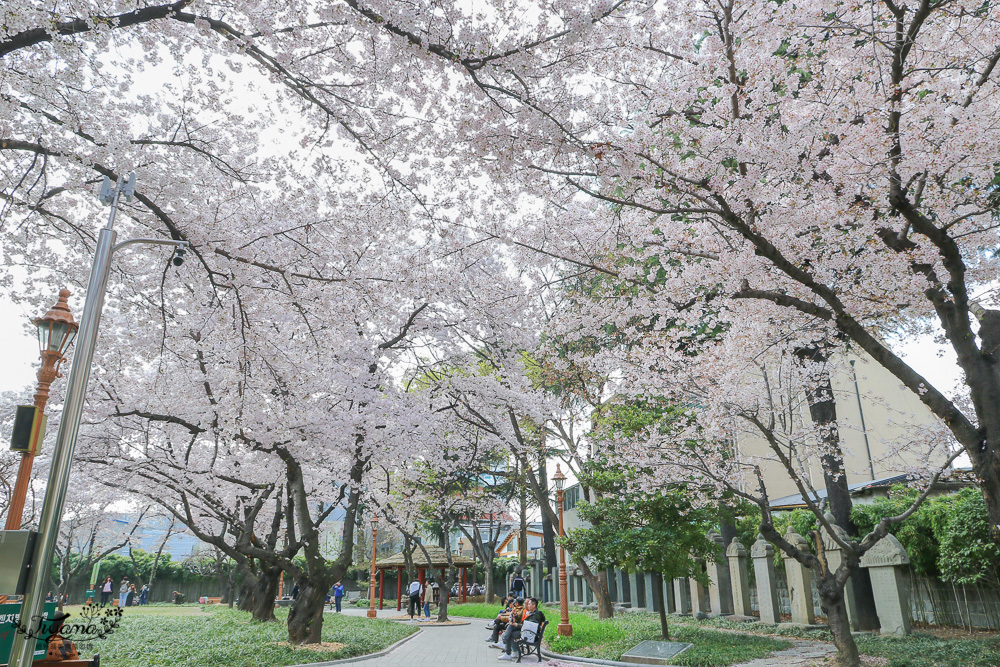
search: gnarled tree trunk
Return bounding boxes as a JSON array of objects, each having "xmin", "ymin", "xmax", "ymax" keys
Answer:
[
  {"xmin": 287, "ymin": 577, "xmax": 332, "ymax": 644},
  {"xmin": 238, "ymin": 562, "xmax": 281, "ymax": 622}
]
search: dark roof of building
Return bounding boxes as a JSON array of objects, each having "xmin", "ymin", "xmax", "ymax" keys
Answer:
[{"xmin": 768, "ymin": 471, "xmax": 975, "ymax": 510}]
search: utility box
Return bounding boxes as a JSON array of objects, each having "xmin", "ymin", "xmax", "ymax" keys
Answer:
[
  {"xmin": 0, "ymin": 530, "xmax": 38, "ymax": 595},
  {"xmin": 10, "ymin": 406, "xmax": 47, "ymax": 454}
]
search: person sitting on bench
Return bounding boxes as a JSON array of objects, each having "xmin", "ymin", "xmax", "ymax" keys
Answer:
[{"xmin": 498, "ymin": 597, "xmax": 545, "ymax": 661}]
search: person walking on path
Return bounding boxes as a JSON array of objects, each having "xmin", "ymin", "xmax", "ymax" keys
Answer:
[
  {"xmin": 333, "ymin": 581, "xmax": 345, "ymax": 613},
  {"xmin": 407, "ymin": 578, "xmax": 423, "ymax": 620},
  {"xmin": 100, "ymin": 577, "xmax": 113, "ymax": 606},
  {"xmin": 118, "ymin": 578, "xmax": 130, "ymax": 608},
  {"xmin": 510, "ymin": 571, "xmax": 525, "ymax": 597}
]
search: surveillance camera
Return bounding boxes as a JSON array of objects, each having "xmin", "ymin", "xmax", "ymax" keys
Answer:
[{"xmin": 172, "ymin": 247, "xmax": 186, "ymax": 267}]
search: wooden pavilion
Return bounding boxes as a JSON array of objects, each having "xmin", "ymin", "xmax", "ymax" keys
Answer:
[{"xmin": 374, "ymin": 545, "xmax": 475, "ymax": 611}]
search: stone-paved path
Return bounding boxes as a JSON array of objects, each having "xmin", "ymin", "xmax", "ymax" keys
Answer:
[
  {"xmin": 730, "ymin": 637, "xmax": 834, "ymax": 667},
  {"xmin": 331, "ymin": 607, "xmax": 836, "ymax": 667}
]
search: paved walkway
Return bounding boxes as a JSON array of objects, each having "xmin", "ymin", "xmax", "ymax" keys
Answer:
[
  {"xmin": 334, "ymin": 607, "xmax": 835, "ymax": 667},
  {"xmin": 337, "ymin": 607, "xmax": 555, "ymax": 666}
]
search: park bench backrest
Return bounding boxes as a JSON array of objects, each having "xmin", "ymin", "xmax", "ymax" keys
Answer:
[{"xmin": 533, "ymin": 620, "xmax": 548, "ymax": 646}]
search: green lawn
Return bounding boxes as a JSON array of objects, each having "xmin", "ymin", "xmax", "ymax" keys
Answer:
[
  {"xmin": 446, "ymin": 603, "xmax": 789, "ymax": 666},
  {"xmin": 70, "ymin": 605, "xmax": 416, "ymax": 667}
]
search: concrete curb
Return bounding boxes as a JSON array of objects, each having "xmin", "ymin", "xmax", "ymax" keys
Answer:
[
  {"xmin": 539, "ymin": 649, "xmax": 682, "ymax": 667},
  {"xmin": 286, "ymin": 627, "xmax": 422, "ymax": 667}
]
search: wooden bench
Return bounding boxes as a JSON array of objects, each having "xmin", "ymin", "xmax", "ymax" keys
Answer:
[
  {"xmin": 205, "ymin": 597, "xmax": 222, "ymax": 604},
  {"xmin": 514, "ymin": 620, "xmax": 548, "ymax": 663}
]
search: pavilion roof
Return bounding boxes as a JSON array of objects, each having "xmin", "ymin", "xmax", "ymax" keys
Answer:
[{"xmin": 375, "ymin": 544, "xmax": 474, "ymax": 569}]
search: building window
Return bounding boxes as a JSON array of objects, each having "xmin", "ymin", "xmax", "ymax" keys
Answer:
[{"xmin": 564, "ymin": 485, "xmax": 581, "ymax": 511}]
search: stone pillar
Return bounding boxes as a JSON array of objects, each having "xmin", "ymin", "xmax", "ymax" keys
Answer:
[
  {"xmin": 673, "ymin": 577, "xmax": 691, "ymax": 614},
  {"xmin": 782, "ymin": 526, "xmax": 816, "ymax": 624},
  {"xmin": 615, "ymin": 569, "xmax": 627, "ymax": 605},
  {"xmin": 529, "ymin": 559, "xmax": 543, "ymax": 599},
  {"xmin": 689, "ymin": 575, "xmax": 709, "ymax": 616},
  {"xmin": 751, "ymin": 534, "xmax": 780, "ymax": 624},
  {"xmin": 726, "ymin": 537, "xmax": 752, "ymax": 617},
  {"xmin": 607, "ymin": 568, "xmax": 618, "ymax": 602},
  {"xmin": 629, "ymin": 571, "xmax": 642, "ymax": 608},
  {"xmin": 644, "ymin": 572, "xmax": 657, "ymax": 612},
  {"xmin": 706, "ymin": 530, "xmax": 734, "ymax": 615},
  {"xmin": 860, "ymin": 534, "xmax": 911, "ymax": 636},
  {"xmin": 663, "ymin": 576, "xmax": 676, "ymax": 613},
  {"xmin": 821, "ymin": 512, "xmax": 860, "ymax": 630}
]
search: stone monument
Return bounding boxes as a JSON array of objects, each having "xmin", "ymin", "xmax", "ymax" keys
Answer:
[
  {"xmin": 673, "ymin": 577, "xmax": 691, "ymax": 614},
  {"xmin": 750, "ymin": 534, "xmax": 781, "ymax": 624},
  {"xmin": 706, "ymin": 530, "xmax": 734, "ymax": 615},
  {"xmin": 643, "ymin": 571, "xmax": 657, "ymax": 612},
  {"xmin": 689, "ymin": 575, "xmax": 709, "ymax": 617},
  {"xmin": 860, "ymin": 534, "xmax": 911, "ymax": 636},
  {"xmin": 782, "ymin": 526, "xmax": 816, "ymax": 624},
  {"xmin": 726, "ymin": 537, "xmax": 752, "ymax": 617}
]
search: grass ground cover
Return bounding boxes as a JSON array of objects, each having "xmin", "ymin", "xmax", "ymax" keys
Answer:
[
  {"xmin": 70, "ymin": 605, "xmax": 416, "ymax": 667},
  {"xmin": 678, "ymin": 615, "xmax": 1000, "ymax": 667},
  {"xmin": 446, "ymin": 603, "xmax": 789, "ymax": 666}
]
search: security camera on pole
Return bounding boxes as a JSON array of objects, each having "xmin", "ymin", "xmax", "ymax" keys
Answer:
[{"xmin": 5, "ymin": 173, "xmax": 189, "ymax": 667}]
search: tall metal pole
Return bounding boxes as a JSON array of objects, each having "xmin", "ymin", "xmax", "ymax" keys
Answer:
[
  {"xmin": 556, "ymin": 488, "xmax": 572, "ymax": 637},
  {"xmin": 7, "ymin": 225, "xmax": 117, "ymax": 667},
  {"xmin": 9, "ymin": 173, "xmax": 187, "ymax": 666}
]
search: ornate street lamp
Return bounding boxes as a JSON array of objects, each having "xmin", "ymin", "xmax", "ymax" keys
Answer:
[
  {"xmin": 553, "ymin": 464, "xmax": 572, "ymax": 636},
  {"xmin": 5, "ymin": 289, "xmax": 78, "ymax": 531},
  {"xmin": 367, "ymin": 513, "xmax": 379, "ymax": 619}
]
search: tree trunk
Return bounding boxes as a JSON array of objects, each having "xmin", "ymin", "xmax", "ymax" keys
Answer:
[
  {"xmin": 438, "ymin": 564, "xmax": 456, "ymax": 622},
  {"xmin": 519, "ymin": 484, "xmax": 528, "ymax": 566},
  {"xmin": 483, "ymin": 551, "xmax": 496, "ymax": 603},
  {"xmin": 797, "ymin": 346, "xmax": 879, "ymax": 631},
  {"xmin": 240, "ymin": 563, "xmax": 280, "ymax": 622},
  {"xmin": 654, "ymin": 572, "xmax": 669, "ymax": 640},
  {"xmin": 287, "ymin": 577, "xmax": 331, "ymax": 644},
  {"xmin": 982, "ymin": 470, "xmax": 1000, "ymax": 547},
  {"xmin": 817, "ymin": 574, "xmax": 861, "ymax": 667},
  {"xmin": 591, "ymin": 567, "xmax": 614, "ymax": 619}
]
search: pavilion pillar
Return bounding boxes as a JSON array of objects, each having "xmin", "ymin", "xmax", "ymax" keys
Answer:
[
  {"xmin": 419, "ymin": 568, "xmax": 426, "ymax": 604},
  {"xmin": 397, "ymin": 566, "xmax": 403, "ymax": 611},
  {"xmin": 461, "ymin": 567, "xmax": 467, "ymax": 603},
  {"xmin": 379, "ymin": 569, "xmax": 385, "ymax": 610}
]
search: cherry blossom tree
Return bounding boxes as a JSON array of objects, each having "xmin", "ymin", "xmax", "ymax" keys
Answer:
[
  {"xmin": 331, "ymin": 0, "xmax": 1000, "ymax": 543},
  {"xmin": 50, "ymin": 496, "xmax": 146, "ymax": 612}
]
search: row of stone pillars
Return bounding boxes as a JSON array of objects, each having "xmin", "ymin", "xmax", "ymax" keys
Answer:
[{"xmin": 528, "ymin": 524, "xmax": 912, "ymax": 636}]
